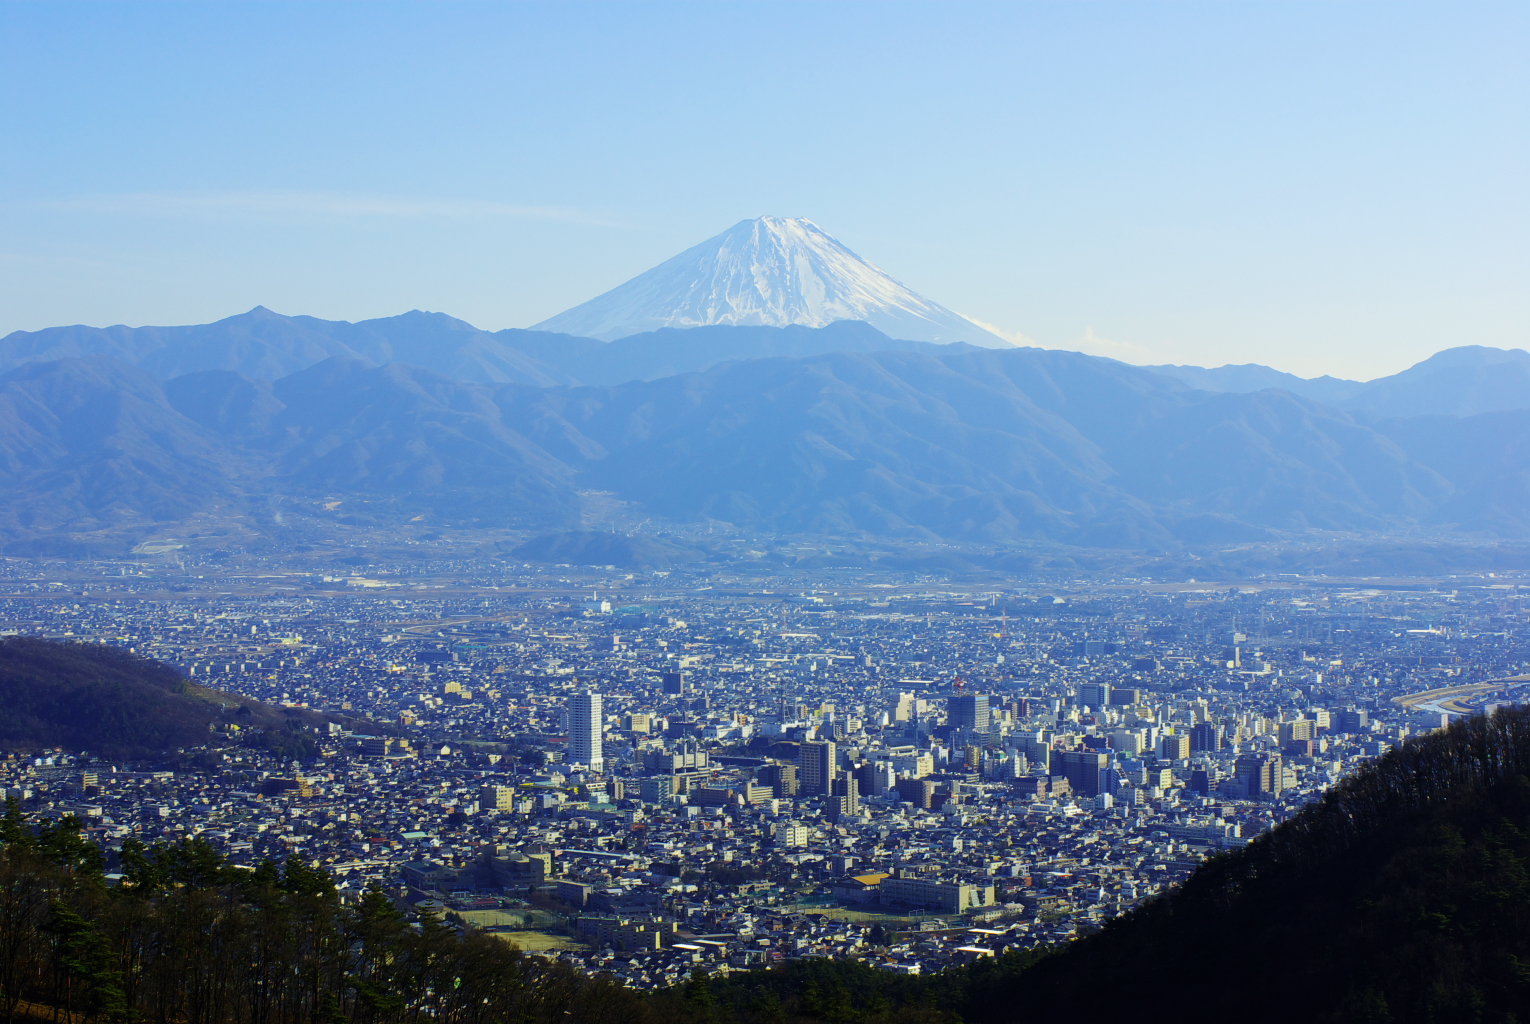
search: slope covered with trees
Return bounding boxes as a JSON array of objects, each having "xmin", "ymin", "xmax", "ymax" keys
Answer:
[
  {"xmin": 0, "ymin": 637, "xmax": 336, "ymax": 758},
  {"xmin": 989, "ymin": 708, "xmax": 1530, "ymax": 1023},
  {"xmin": 0, "ymin": 808, "xmax": 648, "ymax": 1024}
]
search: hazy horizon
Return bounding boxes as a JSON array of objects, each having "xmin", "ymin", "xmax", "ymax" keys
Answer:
[{"xmin": 1, "ymin": 1, "xmax": 1524, "ymax": 380}]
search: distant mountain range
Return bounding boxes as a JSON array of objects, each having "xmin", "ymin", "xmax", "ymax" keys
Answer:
[
  {"xmin": 7, "ymin": 305, "xmax": 1528, "ymax": 421},
  {"xmin": 0, "ymin": 306, "xmax": 956, "ymax": 387},
  {"xmin": 2, "ymin": 276, "xmax": 1527, "ymax": 553},
  {"xmin": 2, "ymin": 339, "xmax": 1527, "ymax": 552},
  {"xmin": 1148, "ymin": 345, "xmax": 1530, "ymax": 418}
]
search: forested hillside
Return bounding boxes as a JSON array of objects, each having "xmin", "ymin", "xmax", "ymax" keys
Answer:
[{"xmin": 0, "ymin": 638, "xmax": 341, "ymax": 758}]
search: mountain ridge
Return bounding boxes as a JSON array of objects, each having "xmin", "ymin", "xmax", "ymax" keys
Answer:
[
  {"xmin": 1, "ymin": 309, "xmax": 960, "ymax": 388},
  {"xmin": 1, "ymin": 347, "xmax": 1521, "ymax": 553},
  {"xmin": 9, "ymin": 308, "xmax": 1525, "ymax": 419},
  {"xmin": 1147, "ymin": 344, "xmax": 1530, "ymax": 416}
]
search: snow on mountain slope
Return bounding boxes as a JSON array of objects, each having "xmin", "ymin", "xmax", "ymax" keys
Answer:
[{"xmin": 530, "ymin": 216, "xmax": 1009, "ymax": 347}]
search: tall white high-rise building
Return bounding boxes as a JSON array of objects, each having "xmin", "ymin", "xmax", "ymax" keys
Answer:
[{"xmin": 569, "ymin": 691, "xmax": 604, "ymax": 772}]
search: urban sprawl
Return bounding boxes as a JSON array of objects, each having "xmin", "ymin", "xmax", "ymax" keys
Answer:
[{"xmin": 2, "ymin": 553, "xmax": 1526, "ymax": 989}]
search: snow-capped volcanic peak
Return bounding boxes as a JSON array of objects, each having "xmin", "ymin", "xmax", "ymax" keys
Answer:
[{"xmin": 531, "ymin": 216, "xmax": 1008, "ymax": 347}]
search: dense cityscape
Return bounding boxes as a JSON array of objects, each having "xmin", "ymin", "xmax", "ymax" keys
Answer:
[{"xmin": 2, "ymin": 551, "xmax": 1526, "ymax": 990}]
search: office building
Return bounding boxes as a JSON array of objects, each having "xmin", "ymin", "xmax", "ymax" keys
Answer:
[
  {"xmin": 639, "ymin": 776, "xmax": 674, "ymax": 803},
  {"xmin": 856, "ymin": 761, "xmax": 896, "ymax": 796},
  {"xmin": 759, "ymin": 762, "xmax": 798, "ymax": 797},
  {"xmin": 799, "ymin": 740, "xmax": 837, "ymax": 796},
  {"xmin": 880, "ymin": 876, "xmax": 996, "ymax": 914},
  {"xmin": 568, "ymin": 691, "xmax": 604, "ymax": 772},
  {"xmin": 1235, "ymin": 753, "xmax": 1284, "ymax": 798},
  {"xmin": 1279, "ymin": 719, "xmax": 1317, "ymax": 743},
  {"xmin": 830, "ymin": 775, "xmax": 859, "ymax": 811},
  {"xmin": 1018, "ymin": 737, "xmax": 1051, "ymax": 773},
  {"xmin": 774, "ymin": 823, "xmax": 810, "ymax": 848},
  {"xmin": 895, "ymin": 777, "xmax": 936, "ymax": 809},
  {"xmin": 827, "ymin": 775, "xmax": 860, "ymax": 820},
  {"xmin": 1337, "ymin": 709, "xmax": 1370, "ymax": 734},
  {"xmin": 950, "ymin": 693, "xmax": 990, "ymax": 734},
  {"xmin": 1159, "ymin": 734, "xmax": 1191, "ymax": 761},
  {"xmin": 1057, "ymin": 750, "xmax": 1110, "ymax": 797},
  {"xmin": 1190, "ymin": 722, "xmax": 1223, "ymax": 752},
  {"xmin": 1078, "ymin": 683, "xmax": 1111, "ymax": 709}
]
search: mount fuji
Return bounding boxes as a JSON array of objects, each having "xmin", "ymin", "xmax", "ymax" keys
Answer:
[{"xmin": 530, "ymin": 216, "xmax": 1010, "ymax": 347}]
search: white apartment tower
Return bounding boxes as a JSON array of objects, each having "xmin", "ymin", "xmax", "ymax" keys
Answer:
[{"xmin": 569, "ymin": 690, "xmax": 604, "ymax": 772}]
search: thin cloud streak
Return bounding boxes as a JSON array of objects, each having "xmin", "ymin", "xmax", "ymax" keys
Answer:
[
  {"xmin": 960, "ymin": 315, "xmax": 1030, "ymax": 348},
  {"xmin": 34, "ymin": 190, "xmax": 619, "ymax": 225},
  {"xmin": 964, "ymin": 315, "xmax": 1164, "ymax": 364},
  {"xmin": 1068, "ymin": 327, "xmax": 1162, "ymax": 365}
]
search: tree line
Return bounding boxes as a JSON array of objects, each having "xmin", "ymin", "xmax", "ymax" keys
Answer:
[
  {"xmin": 0, "ymin": 800, "xmax": 989, "ymax": 1024},
  {"xmin": 0, "ymin": 801, "xmax": 658, "ymax": 1024}
]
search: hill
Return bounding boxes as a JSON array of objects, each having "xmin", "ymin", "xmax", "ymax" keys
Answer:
[
  {"xmin": 500, "ymin": 319, "xmax": 952, "ymax": 385},
  {"xmin": 1144, "ymin": 360, "xmax": 1364, "ymax": 402},
  {"xmin": 506, "ymin": 346, "xmax": 1453, "ymax": 545},
  {"xmin": 0, "ymin": 308, "xmax": 952, "ymax": 388},
  {"xmin": 1148, "ymin": 345, "xmax": 1530, "ymax": 417},
  {"xmin": 1341, "ymin": 345, "xmax": 1530, "ymax": 418},
  {"xmin": 0, "ymin": 636, "xmax": 336, "ymax": 758},
  {"xmin": 7, "ymin": 346, "xmax": 1530, "ymax": 551},
  {"xmin": 511, "ymin": 530, "xmax": 708, "ymax": 569},
  {"xmin": 978, "ymin": 709, "xmax": 1530, "ymax": 1022},
  {"xmin": 0, "ymin": 306, "xmax": 584, "ymax": 387}
]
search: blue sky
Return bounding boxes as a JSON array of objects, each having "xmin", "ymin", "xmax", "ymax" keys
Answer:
[{"xmin": 1, "ymin": 1, "xmax": 1524, "ymax": 379}]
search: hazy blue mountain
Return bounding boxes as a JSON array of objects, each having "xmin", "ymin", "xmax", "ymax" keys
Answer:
[
  {"xmin": 0, "ymin": 307, "xmax": 582, "ymax": 387},
  {"xmin": 529, "ymin": 216, "xmax": 1008, "ymax": 346},
  {"xmin": 0, "ymin": 306, "xmax": 372, "ymax": 380},
  {"xmin": 1374, "ymin": 409, "xmax": 1530, "ymax": 536},
  {"xmin": 511, "ymin": 530, "xmax": 707, "ymax": 569},
  {"xmin": 1144, "ymin": 362, "xmax": 1363, "ymax": 402},
  {"xmin": 1145, "ymin": 346, "xmax": 1530, "ymax": 416},
  {"xmin": 502, "ymin": 348, "xmax": 1449, "ymax": 546},
  {"xmin": 323, "ymin": 311, "xmax": 581, "ymax": 387},
  {"xmin": 168, "ymin": 360, "xmax": 580, "ymax": 527},
  {"xmin": 12, "ymin": 308, "xmax": 1526, "ymax": 423},
  {"xmin": 5, "ymin": 346, "xmax": 1524, "ymax": 551},
  {"xmin": 1339, "ymin": 346, "xmax": 1530, "ymax": 417},
  {"xmin": 2, "ymin": 308, "xmax": 948, "ymax": 388},
  {"xmin": 499, "ymin": 319, "xmax": 954, "ymax": 385},
  {"xmin": 0, "ymin": 357, "xmax": 245, "ymax": 540}
]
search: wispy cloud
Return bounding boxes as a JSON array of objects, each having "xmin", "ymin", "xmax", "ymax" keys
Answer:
[
  {"xmin": 959, "ymin": 315, "xmax": 1034, "ymax": 348},
  {"xmin": 36, "ymin": 189, "xmax": 616, "ymax": 225},
  {"xmin": 1068, "ymin": 327, "xmax": 1161, "ymax": 365},
  {"xmin": 961, "ymin": 315, "xmax": 1163, "ymax": 364}
]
